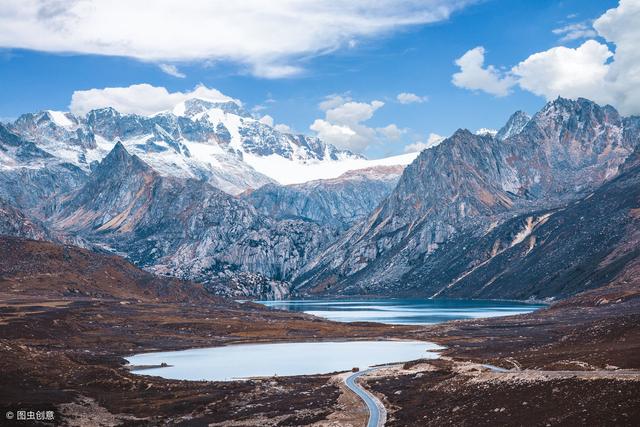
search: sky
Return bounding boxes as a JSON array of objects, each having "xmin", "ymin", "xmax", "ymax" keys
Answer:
[{"xmin": 0, "ymin": 0, "xmax": 635, "ymax": 159}]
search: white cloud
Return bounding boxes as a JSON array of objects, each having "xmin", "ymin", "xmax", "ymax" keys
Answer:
[
  {"xmin": 451, "ymin": 46, "xmax": 516, "ymax": 97},
  {"xmin": 396, "ymin": 92, "xmax": 428, "ymax": 104},
  {"xmin": 274, "ymin": 123, "xmax": 292, "ymax": 133},
  {"xmin": 258, "ymin": 115, "xmax": 274, "ymax": 126},
  {"xmin": 452, "ymin": 1, "xmax": 640, "ymax": 115},
  {"xmin": 552, "ymin": 21, "xmax": 597, "ymax": 42},
  {"xmin": 310, "ymin": 119, "xmax": 363, "ymax": 150},
  {"xmin": 158, "ymin": 64, "xmax": 186, "ymax": 78},
  {"xmin": 0, "ymin": 0, "xmax": 477, "ymax": 78},
  {"xmin": 319, "ymin": 94, "xmax": 351, "ymax": 111},
  {"xmin": 377, "ymin": 124, "xmax": 405, "ymax": 140},
  {"xmin": 69, "ymin": 83, "xmax": 238, "ymax": 116},
  {"xmin": 512, "ymin": 40, "xmax": 613, "ymax": 103},
  {"xmin": 310, "ymin": 97, "xmax": 403, "ymax": 152},
  {"xmin": 258, "ymin": 115, "xmax": 293, "ymax": 133},
  {"xmin": 326, "ymin": 100, "xmax": 385, "ymax": 125},
  {"xmin": 403, "ymin": 133, "xmax": 445, "ymax": 153}
]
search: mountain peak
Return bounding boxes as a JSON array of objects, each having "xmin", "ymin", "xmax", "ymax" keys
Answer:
[
  {"xmin": 496, "ymin": 110, "xmax": 531, "ymax": 141},
  {"xmin": 97, "ymin": 141, "xmax": 150, "ymax": 176},
  {"xmin": 450, "ymin": 128, "xmax": 475, "ymax": 139},
  {"xmin": 177, "ymin": 98, "xmax": 249, "ymax": 118},
  {"xmin": 87, "ymin": 106, "xmax": 120, "ymax": 119}
]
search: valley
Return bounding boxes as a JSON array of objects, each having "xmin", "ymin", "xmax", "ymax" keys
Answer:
[
  {"xmin": 1, "ymin": 95, "xmax": 640, "ymax": 425},
  {"xmin": 2, "ymin": 1, "xmax": 640, "ymax": 425},
  {"xmin": 1, "ymin": 235, "xmax": 639, "ymax": 425}
]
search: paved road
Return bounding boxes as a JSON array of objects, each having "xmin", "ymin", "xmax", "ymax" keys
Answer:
[{"xmin": 345, "ymin": 368, "xmax": 386, "ymax": 427}]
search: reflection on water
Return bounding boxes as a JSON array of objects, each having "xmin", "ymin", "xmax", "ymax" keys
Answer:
[
  {"xmin": 259, "ymin": 298, "xmax": 544, "ymax": 325},
  {"xmin": 126, "ymin": 341, "xmax": 442, "ymax": 381}
]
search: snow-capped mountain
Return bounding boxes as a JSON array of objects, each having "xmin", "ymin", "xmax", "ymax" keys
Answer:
[
  {"xmin": 244, "ymin": 165, "xmax": 405, "ymax": 232},
  {"xmin": 50, "ymin": 142, "xmax": 334, "ymax": 299},
  {"xmin": 296, "ymin": 98, "xmax": 640, "ymax": 298},
  {"xmin": 8, "ymin": 98, "xmax": 414, "ymax": 195},
  {"xmin": 496, "ymin": 110, "xmax": 531, "ymax": 141},
  {"xmin": 0, "ymin": 122, "xmax": 86, "ymax": 212}
]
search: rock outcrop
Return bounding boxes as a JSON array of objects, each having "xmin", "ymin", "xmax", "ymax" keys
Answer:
[{"xmin": 295, "ymin": 98, "xmax": 640, "ymax": 297}]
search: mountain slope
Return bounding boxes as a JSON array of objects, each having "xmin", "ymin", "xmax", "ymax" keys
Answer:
[
  {"xmin": 296, "ymin": 98, "xmax": 640, "ymax": 297},
  {"xmin": 496, "ymin": 110, "xmax": 530, "ymax": 141},
  {"xmin": 51, "ymin": 143, "xmax": 334, "ymax": 298},
  {"xmin": 9, "ymin": 99, "xmax": 371, "ymax": 195},
  {"xmin": 244, "ymin": 165, "xmax": 404, "ymax": 231},
  {"xmin": 0, "ymin": 235, "xmax": 216, "ymax": 302},
  {"xmin": 0, "ymin": 123, "xmax": 87, "ymax": 212},
  {"xmin": 398, "ymin": 145, "xmax": 640, "ymax": 299},
  {"xmin": 0, "ymin": 198, "xmax": 53, "ymax": 241}
]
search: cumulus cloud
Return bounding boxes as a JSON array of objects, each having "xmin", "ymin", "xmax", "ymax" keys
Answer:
[
  {"xmin": 552, "ymin": 21, "xmax": 597, "ymax": 42},
  {"xmin": 257, "ymin": 114, "xmax": 292, "ymax": 132},
  {"xmin": 274, "ymin": 123, "xmax": 292, "ymax": 133},
  {"xmin": 310, "ymin": 119, "xmax": 363, "ymax": 150},
  {"xmin": 69, "ymin": 83, "xmax": 238, "ymax": 116},
  {"xmin": 258, "ymin": 115, "xmax": 275, "ymax": 126},
  {"xmin": 325, "ymin": 100, "xmax": 384, "ymax": 125},
  {"xmin": 403, "ymin": 133, "xmax": 445, "ymax": 153},
  {"xmin": 0, "ymin": 0, "xmax": 477, "ymax": 78},
  {"xmin": 310, "ymin": 96, "xmax": 403, "ymax": 152},
  {"xmin": 158, "ymin": 64, "xmax": 186, "ymax": 78},
  {"xmin": 452, "ymin": 0, "xmax": 640, "ymax": 115},
  {"xmin": 397, "ymin": 92, "xmax": 428, "ymax": 104},
  {"xmin": 319, "ymin": 94, "xmax": 352, "ymax": 112},
  {"xmin": 512, "ymin": 40, "xmax": 613, "ymax": 103},
  {"xmin": 377, "ymin": 124, "xmax": 405, "ymax": 140},
  {"xmin": 451, "ymin": 47, "xmax": 516, "ymax": 97}
]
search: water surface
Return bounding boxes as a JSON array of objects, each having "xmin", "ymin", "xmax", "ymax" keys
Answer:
[
  {"xmin": 259, "ymin": 298, "xmax": 544, "ymax": 325},
  {"xmin": 126, "ymin": 340, "xmax": 441, "ymax": 381}
]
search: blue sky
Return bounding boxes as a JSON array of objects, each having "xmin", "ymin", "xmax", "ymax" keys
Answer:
[{"xmin": 0, "ymin": 0, "xmax": 625, "ymax": 158}]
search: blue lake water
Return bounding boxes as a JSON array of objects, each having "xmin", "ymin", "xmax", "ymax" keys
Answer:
[
  {"xmin": 126, "ymin": 341, "xmax": 442, "ymax": 381},
  {"xmin": 259, "ymin": 298, "xmax": 544, "ymax": 325},
  {"xmin": 127, "ymin": 299, "xmax": 542, "ymax": 381}
]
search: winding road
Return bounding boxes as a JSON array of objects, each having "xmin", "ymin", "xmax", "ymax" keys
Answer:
[{"xmin": 344, "ymin": 368, "xmax": 386, "ymax": 427}]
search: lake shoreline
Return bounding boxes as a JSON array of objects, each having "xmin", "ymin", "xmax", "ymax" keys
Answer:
[
  {"xmin": 125, "ymin": 340, "xmax": 443, "ymax": 381},
  {"xmin": 4, "ymin": 280, "xmax": 638, "ymax": 425}
]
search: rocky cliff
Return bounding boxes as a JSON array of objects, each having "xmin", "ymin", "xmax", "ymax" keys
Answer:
[
  {"xmin": 50, "ymin": 143, "xmax": 334, "ymax": 299},
  {"xmin": 295, "ymin": 98, "xmax": 640, "ymax": 297},
  {"xmin": 244, "ymin": 165, "xmax": 404, "ymax": 231}
]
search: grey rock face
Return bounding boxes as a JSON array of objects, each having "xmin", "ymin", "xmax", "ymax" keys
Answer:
[
  {"xmin": 13, "ymin": 111, "xmax": 96, "ymax": 149},
  {"xmin": 399, "ymin": 145, "xmax": 640, "ymax": 300},
  {"xmin": 50, "ymin": 143, "xmax": 334, "ymax": 299},
  {"xmin": 0, "ymin": 123, "xmax": 87, "ymax": 212},
  {"xmin": 8, "ymin": 99, "xmax": 359, "ymax": 195},
  {"xmin": 295, "ymin": 97, "xmax": 640, "ymax": 298},
  {"xmin": 244, "ymin": 165, "xmax": 404, "ymax": 231},
  {"xmin": 496, "ymin": 110, "xmax": 531, "ymax": 141},
  {"xmin": 0, "ymin": 198, "xmax": 52, "ymax": 241}
]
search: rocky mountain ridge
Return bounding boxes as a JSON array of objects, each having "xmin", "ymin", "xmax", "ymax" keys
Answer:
[
  {"xmin": 295, "ymin": 98, "xmax": 640, "ymax": 299},
  {"xmin": 2, "ymin": 96, "xmax": 639, "ymax": 301},
  {"xmin": 243, "ymin": 165, "xmax": 404, "ymax": 231},
  {"xmin": 8, "ymin": 98, "xmax": 361, "ymax": 195},
  {"xmin": 49, "ymin": 142, "xmax": 335, "ymax": 299}
]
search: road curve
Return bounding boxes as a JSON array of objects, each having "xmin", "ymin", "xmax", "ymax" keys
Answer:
[{"xmin": 345, "ymin": 368, "xmax": 386, "ymax": 427}]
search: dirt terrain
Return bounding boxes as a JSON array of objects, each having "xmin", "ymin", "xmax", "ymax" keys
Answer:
[
  {"xmin": 0, "ymin": 236, "xmax": 421, "ymax": 426},
  {"xmin": 364, "ymin": 267, "xmax": 640, "ymax": 426},
  {"xmin": 1, "ymin": 235, "xmax": 639, "ymax": 426}
]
